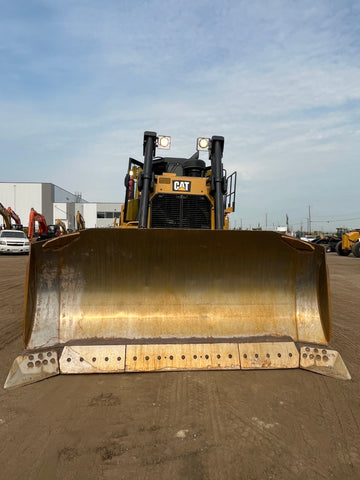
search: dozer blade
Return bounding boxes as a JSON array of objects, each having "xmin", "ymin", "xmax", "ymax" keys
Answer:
[{"xmin": 4, "ymin": 229, "xmax": 351, "ymax": 388}]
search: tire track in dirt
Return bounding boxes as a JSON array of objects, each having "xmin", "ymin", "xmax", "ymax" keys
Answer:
[
  {"xmin": 314, "ymin": 379, "xmax": 360, "ymax": 478},
  {"xmin": 0, "ymin": 321, "xmax": 22, "ymax": 351},
  {"xmin": 333, "ymin": 329, "xmax": 359, "ymax": 351},
  {"xmin": 0, "ymin": 257, "xmax": 26, "ymax": 352},
  {"xmin": 1, "ymin": 376, "xmax": 112, "ymax": 480},
  {"xmin": 149, "ymin": 372, "xmax": 210, "ymax": 479},
  {"xmin": 206, "ymin": 371, "xmax": 333, "ymax": 479}
]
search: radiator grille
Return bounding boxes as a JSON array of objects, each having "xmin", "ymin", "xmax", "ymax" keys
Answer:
[{"xmin": 150, "ymin": 194, "xmax": 212, "ymax": 229}]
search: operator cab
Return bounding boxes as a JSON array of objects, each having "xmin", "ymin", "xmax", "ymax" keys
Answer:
[{"xmin": 152, "ymin": 152, "xmax": 207, "ymax": 178}]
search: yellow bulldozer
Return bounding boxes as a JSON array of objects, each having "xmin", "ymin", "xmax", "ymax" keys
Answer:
[{"xmin": 4, "ymin": 132, "xmax": 350, "ymax": 388}]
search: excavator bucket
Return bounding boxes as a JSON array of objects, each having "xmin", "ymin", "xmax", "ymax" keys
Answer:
[{"xmin": 4, "ymin": 228, "xmax": 351, "ymax": 388}]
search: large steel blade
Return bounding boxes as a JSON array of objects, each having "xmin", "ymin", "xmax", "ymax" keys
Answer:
[{"xmin": 23, "ymin": 229, "xmax": 330, "ymax": 350}]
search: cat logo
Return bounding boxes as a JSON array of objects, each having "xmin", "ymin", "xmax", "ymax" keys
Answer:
[{"xmin": 172, "ymin": 180, "xmax": 191, "ymax": 192}]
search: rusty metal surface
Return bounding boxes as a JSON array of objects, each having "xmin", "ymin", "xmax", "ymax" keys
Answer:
[
  {"xmin": 126, "ymin": 343, "xmax": 240, "ymax": 371},
  {"xmin": 299, "ymin": 346, "xmax": 351, "ymax": 380},
  {"xmin": 23, "ymin": 229, "xmax": 331, "ymax": 350},
  {"xmin": 4, "ymin": 350, "xmax": 59, "ymax": 389},
  {"xmin": 6, "ymin": 341, "xmax": 352, "ymax": 389},
  {"xmin": 239, "ymin": 342, "xmax": 299, "ymax": 369},
  {"xmin": 60, "ymin": 345, "xmax": 126, "ymax": 373}
]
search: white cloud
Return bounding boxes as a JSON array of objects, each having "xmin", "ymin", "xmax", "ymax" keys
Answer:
[{"xmin": 1, "ymin": 0, "xmax": 360, "ymax": 231}]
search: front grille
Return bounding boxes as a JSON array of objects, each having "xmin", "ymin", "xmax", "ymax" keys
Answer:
[
  {"xmin": 7, "ymin": 242, "xmax": 25, "ymax": 246},
  {"xmin": 150, "ymin": 194, "xmax": 212, "ymax": 229}
]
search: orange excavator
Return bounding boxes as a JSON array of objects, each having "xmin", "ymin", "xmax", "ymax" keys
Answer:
[
  {"xmin": 1, "ymin": 203, "xmax": 27, "ymax": 234},
  {"xmin": 7, "ymin": 207, "xmax": 22, "ymax": 227},
  {"xmin": 28, "ymin": 209, "xmax": 60, "ymax": 242}
]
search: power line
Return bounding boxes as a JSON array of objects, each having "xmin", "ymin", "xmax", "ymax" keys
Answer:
[{"xmin": 309, "ymin": 217, "xmax": 360, "ymax": 223}]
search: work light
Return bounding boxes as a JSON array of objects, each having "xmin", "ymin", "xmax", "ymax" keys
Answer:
[
  {"xmin": 157, "ymin": 135, "xmax": 171, "ymax": 149},
  {"xmin": 197, "ymin": 137, "xmax": 211, "ymax": 151}
]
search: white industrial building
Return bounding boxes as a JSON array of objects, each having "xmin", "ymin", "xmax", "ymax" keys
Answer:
[{"xmin": 0, "ymin": 182, "xmax": 123, "ymax": 230}]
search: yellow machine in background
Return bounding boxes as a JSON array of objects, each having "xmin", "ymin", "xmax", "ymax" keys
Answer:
[
  {"xmin": 56, "ymin": 219, "xmax": 67, "ymax": 235},
  {"xmin": 336, "ymin": 230, "xmax": 360, "ymax": 257},
  {"xmin": 76, "ymin": 211, "xmax": 85, "ymax": 231},
  {"xmin": 0, "ymin": 203, "xmax": 25, "ymax": 233},
  {"xmin": 4, "ymin": 132, "xmax": 350, "ymax": 389},
  {"xmin": 0, "ymin": 202, "xmax": 12, "ymax": 229}
]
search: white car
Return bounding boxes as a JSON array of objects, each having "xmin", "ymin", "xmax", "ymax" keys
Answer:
[
  {"xmin": 0, "ymin": 230, "xmax": 30, "ymax": 254},
  {"xmin": 300, "ymin": 235, "xmax": 315, "ymax": 242}
]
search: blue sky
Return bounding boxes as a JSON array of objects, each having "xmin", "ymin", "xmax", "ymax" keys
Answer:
[{"xmin": 1, "ymin": 0, "xmax": 360, "ymax": 231}]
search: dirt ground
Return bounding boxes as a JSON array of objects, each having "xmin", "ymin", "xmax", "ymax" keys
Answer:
[{"xmin": 0, "ymin": 253, "xmax": 359, "ymax": 480}]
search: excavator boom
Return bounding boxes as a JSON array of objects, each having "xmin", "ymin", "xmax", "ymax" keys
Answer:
[
  {"xmin": 0, "ymin": 202, "xmax": 11, "ymax": 229},
  {"xmin": 7, "ymin": 207, "xmax": 21, "ymax": 225}
]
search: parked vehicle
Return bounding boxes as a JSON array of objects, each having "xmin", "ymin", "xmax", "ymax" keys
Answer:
[
  {"xmin": 0, "ymin": 230, "xmax": 30, "ymax": 254},
  {"xmin": 336, "ymin": 230, "xmax": 360, "ymax": 257},
  {"xmin": 300, "ymin": 235, "xmax": 315, "ymax": 242},
  {"xmin": 311, "ymin": 229, "xmax": 351, "ymax": 253}
]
